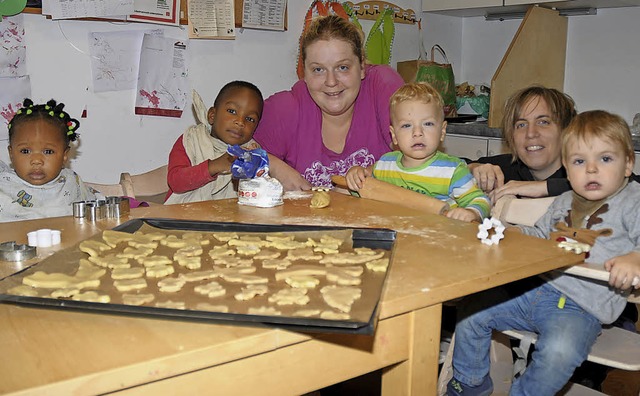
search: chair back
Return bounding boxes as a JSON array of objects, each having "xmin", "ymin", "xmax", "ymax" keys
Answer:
[
  {"xmin": 85, "ymin": 181, "xmax": 126, "ymax": 197},
  {"xmin": 120, "ymin": 165, "xmax": 168, "ymax": 204}
]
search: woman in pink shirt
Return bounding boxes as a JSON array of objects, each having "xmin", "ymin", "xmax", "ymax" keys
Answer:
[{"xmin": 253, "ymin": 15, "xmax": 404, "ymax": 190}]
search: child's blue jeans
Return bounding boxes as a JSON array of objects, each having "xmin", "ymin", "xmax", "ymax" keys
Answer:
[{"xmin": 452, "ymin": 282, "xmax": 602, "ymax": 396}]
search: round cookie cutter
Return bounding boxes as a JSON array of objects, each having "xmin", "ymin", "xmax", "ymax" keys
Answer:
[{"xmin": 0, "ymin": 241, "xmax": 37, "ymax": 262}]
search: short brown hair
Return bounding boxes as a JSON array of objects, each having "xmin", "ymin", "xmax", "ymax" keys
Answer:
[
  {"xmin": 561, "ymin": 110, "xmax": 635, "ymax": 167},
  {"xmin": 502, "ymin": 86, "xmax": 576, "ymax": 162},
  {"xmin": 389, "ymin": 82, "xmax": 445, "ymax": 122},
  {"xmin": 300, "ymin": 15, "xmax": 365, "ymax": 66}
]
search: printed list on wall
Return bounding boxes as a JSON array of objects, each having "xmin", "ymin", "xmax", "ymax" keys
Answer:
[
  {"xmin": 242, "ymin": 0, "xmax": 285, "ymax": 31},
  {"xmin": 187, "ymin": 0, "xmax": 235, "ymax": 40}
]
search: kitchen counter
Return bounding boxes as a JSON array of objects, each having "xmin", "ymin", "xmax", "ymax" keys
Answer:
[
  {"xmin": 446, "ymin": 122, "xmax": 502, "ymax": 139},
  {"xmin": 446, "ymin": 122, "xmax": 640, "ymax": 152}
]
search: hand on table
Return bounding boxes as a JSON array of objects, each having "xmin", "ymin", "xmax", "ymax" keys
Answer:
[
  {"xmin": 605, "ymin": 251, "xmax": 640, "ymax": 290},
  {"xmin": 267, "ymin": 154, "xmax": 311, "ymax": 191},
  {"xmin": 446, "ymin": 207, "xmax": 480, "ymax": 223},
  {"xmin": 489, "ymin": 180, "xmax": 549, "ymax": 202},
  {"xmin": 345, "ymin": 166, "xmax": 372, "ymax": 191}
]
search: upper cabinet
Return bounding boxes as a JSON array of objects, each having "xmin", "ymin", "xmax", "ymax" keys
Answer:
[
  {"xmin": 422, "ymin": 1, "xmax": 500, "ymax": 13},
  {"xmin": 422, "ymin": 0, "xmax": 640, "ymax": 16}
]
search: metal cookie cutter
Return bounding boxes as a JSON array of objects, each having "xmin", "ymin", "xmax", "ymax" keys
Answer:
[
  {"xmin": 0, "ymin": 241, "xmax": 37, "ymax": 262},
  {"xmin": 73, "ymin": 197, "xmax": 129, "ymax": 221}
]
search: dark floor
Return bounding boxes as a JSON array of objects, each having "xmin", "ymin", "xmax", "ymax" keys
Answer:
[{"xmin": 312, "ymin": 305, "xmax": 640, "ymax": 396}]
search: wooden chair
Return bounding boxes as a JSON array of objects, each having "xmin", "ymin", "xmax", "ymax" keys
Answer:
[
  {"xmin": 84, "ymin": 181, "xmax": 126, "ymax": 197},
  {"xmin": 438, "ymin": 195, "xmax": 640, "ymax": 396},
  {"xmin": 119, "ymin": 165, "xmax": 168, "ymax": 205}
]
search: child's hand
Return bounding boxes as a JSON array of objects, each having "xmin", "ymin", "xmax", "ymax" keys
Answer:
[
  {"xmin": 345, "ymin": 166, "xmax": 371, "ymax": 191},
  {"xmin": 445, "ymin": 208, "xmax": 480, "ymax": 223},
  {"xmin": 208, "ymin": 153, "xmax": 235, "ymax": 176},
  {"xmin": 605, "ymin": 251, "xmax": 640, "ymax": 290}
]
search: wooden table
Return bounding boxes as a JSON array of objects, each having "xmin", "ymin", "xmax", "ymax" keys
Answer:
[{"xmin": 0, "ymin": 192, "xmax": 584, "ymax": 395}]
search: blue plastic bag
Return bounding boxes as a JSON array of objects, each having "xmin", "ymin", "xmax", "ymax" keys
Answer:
[{"xmin": 227, "ymin": 145, "xmax": 269, "ymax": 179}]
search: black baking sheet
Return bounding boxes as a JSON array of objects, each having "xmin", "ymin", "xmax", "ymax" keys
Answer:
[{"xmin": 0, "ymin": 218, "xmax": 396, "ymax": 335}]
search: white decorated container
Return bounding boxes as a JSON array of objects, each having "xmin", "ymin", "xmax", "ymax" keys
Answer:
[{"xmin": 237, "ymin": 177, "xmax": 284, "ymax": 208}]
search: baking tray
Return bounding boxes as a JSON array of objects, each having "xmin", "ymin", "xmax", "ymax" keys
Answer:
[{"xmin": 0, "ymin": 218, "xmax": 396, "ymax": 335}]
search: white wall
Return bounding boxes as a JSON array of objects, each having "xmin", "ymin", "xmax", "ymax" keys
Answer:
[
  {"xmin": 422, "ymin": 7, "xmax": 640, "ymax": 124},
  {"xmin": 2, "ymin": 0, "xmax": 423, "ymax": 183},
  {"xmin": 10, "ymin": 3, "xmax": 636, "ymax": 184}
]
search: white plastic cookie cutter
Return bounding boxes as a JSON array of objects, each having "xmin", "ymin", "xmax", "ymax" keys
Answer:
[
  {"xmin": 477, "ymin": 217, "xmax": 505, "ymax": 246},
  {"xmin": 27, "ymin": 229, "xmax": 61, "ymax": 248}
]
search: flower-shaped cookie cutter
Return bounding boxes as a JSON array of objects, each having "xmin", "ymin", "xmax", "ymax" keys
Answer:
[
  {"xmin": 27, "ymin": 229, "xmax": 61, "ymax": 248},
  {"xmin": 477, "ymin": 217, "xmax": 505, "ymax": 246}
]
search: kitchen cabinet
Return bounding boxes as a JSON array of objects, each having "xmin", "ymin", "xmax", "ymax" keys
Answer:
[
  {"xmin": 422, "ymin": 0, "xmax": 640, "ymax": 16},
  {"xmin": 441, "ymin": 134, "xmax": 509, "ymax": 160},
  {"xmin": 422, "ymin": 0, "xmax": 500, "ymax": 13}
]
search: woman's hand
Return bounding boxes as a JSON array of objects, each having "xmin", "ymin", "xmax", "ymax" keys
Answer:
[
  {"xmin": 267, "ymin": 154, "xmax": 311, "ymax": 191},
  {"xmin": 345, "ymin": 166, "xmax": 371, "ymax": 190},
  {"xmin": 489, "ymin": 180, "xmax": 549, "ymax": 202},
  {"xmin": 605, "ymin": 251, "xmax": 640, "ymax": 290},
  {"xmin": 469, "ymin": 163, "xmax": 504, "ymax": 193}
]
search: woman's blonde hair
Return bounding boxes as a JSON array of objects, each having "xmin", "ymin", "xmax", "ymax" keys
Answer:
[
  {"xmin": 561, "ymin": 110, "xmax": 635, "ymax": 166},
  {"xmin": 502, "ymin": 85, "xmax": 576, "ymax": 162},
  {"xmin": 389, "ymin": 82, "xmax": 445, "ymax": 121},
  {"xmin": 300, "ymin": 15, "xmax": 365, "ymax": 66}
]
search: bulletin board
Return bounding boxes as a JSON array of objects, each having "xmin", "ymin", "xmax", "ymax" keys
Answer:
[
  {"xmin": 179, "ymin": 0, "xmax": 287, "ymax": 29},
  {"xmin": 24, "ymin": 0, "xmax": 287, "ymax": 30}
]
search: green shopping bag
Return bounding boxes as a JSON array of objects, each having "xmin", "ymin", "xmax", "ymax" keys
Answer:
[{"xmin": 415, "ymin": 45, "xmax": 457, "ymax": 117}]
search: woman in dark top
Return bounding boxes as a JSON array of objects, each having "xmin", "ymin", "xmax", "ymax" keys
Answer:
[{"xmin": 469, "ymin": 85, "xmax": 577, "ymax": 201}]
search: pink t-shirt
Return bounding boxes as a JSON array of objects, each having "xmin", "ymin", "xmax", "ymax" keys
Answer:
[{"xmin": 253, "ymin": 65, "xmax": 404, "ymax": 187}]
